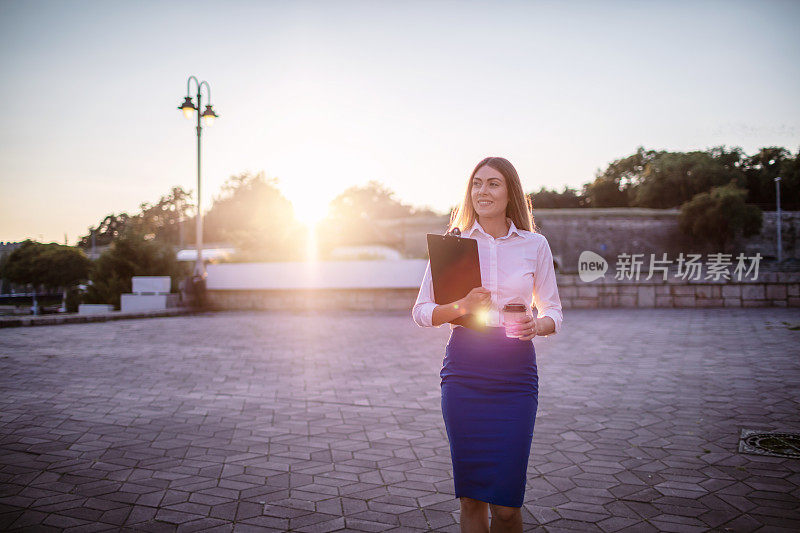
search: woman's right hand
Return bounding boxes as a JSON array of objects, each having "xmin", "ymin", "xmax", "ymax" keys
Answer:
[{"xmin": 459, "ymin": 287, "xmax": 492, "ymax": 314}]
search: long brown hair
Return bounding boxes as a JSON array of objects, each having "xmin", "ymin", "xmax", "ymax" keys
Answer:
[{"xmin": 448, "ymin": 156, "xmax": 536, "ymax": 234}]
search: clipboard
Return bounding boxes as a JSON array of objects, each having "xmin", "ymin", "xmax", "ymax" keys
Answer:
[{"xmin": 426, "ymin": 231, "xmax": 486, "ymax": 330}]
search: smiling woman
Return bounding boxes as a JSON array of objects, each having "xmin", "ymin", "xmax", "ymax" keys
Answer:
[{"xmin": 412, "ymin": 156, "xmax": 564, "ymax": 532}]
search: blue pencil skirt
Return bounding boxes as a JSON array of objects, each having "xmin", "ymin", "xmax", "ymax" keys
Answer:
[{"xmin": 440, "ymin": 325, "xmax": 539, "ymax": 508}]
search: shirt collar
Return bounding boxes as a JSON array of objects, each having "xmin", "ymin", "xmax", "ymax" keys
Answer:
[{"xmin": 464, "ymin": 217, "xmax": 523, "ymax": 240}]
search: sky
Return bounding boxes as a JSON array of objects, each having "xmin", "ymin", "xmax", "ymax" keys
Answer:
[{"xmin": 1, "ymin": 0, "xmax": 798, "ymax": 244}]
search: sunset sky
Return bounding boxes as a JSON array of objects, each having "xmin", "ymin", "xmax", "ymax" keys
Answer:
[{"xmin": 1, "ymin": 0, "xmax": 798, "ymax": 244}]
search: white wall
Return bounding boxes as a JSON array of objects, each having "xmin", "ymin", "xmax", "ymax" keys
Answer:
[{"xmin": 206, "ymin": 260, "xmax": 428, "ymax": 290}]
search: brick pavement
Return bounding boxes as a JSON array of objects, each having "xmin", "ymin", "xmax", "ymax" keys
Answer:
[{"xmin": 0, "ymin": 308, "xmax": 799, "ymax": 532}]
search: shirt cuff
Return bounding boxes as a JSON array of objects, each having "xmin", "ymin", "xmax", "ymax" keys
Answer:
[
  {"xmin": 413, "ymin": 302, "xmax": 441, "ymax": 328},
  {"xmin": 538, "ymin": 310, "xmax": 562, "ymax": 337}
]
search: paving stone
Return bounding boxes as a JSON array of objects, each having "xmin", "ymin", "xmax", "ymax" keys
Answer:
[
  {"xmin": 154, "ymin": 507, "xmax": 204, "ymax": 525},
  {"xmin": 595, "ymin": 515, "xmax": 642, "ymax": 532},
  {"xmin": 234, "ymin": 500, "xmax": 263, "ymax": 521},
  {"xmin": 293, "ymin": 515, "xmax": 346, "ymax": 532},
  {"xmin": 42, "ymin": 513, "xmax": 92, "ymax": 528},
  {"xmin": 646, "ymin": 520, "xmax": 705, "ymax": 533},
  {"xmin": 344, "ymin": 517, "xmax": 397, "ymax": 531},
  {"xmin": 176, "ymin": 517, "xmax": 231, "ymax": 532},
  {"xmin": 8, "ymin": 509, "xmax": 49, "ymax": 528},
  {"xmin": 53, "ymin": 506, "xmax": 104, "ymax": 522},
  {"xmin": 544, "ymin": 517, "xmax": 605, "ymax": 531},
  {"xmin": 97, "ymin": 506, "xmax": 131, "ymax": 526},
  {"xmin": 123, "ymin": 504, "xmax": 158, "ymax": 525},
  {"xmin": 289, "ymin": 511, "xmax": 343, "ymax": 529},
  {"xmin": 0, "ymin": 309, "xmax": 798, "ymax": 531},
  {"xmin": 121, "ymin": 519, "xmax": 177, "ymax": 532},
  {"xmin": 63, "ymin": 522, "xmax": 117, "ymax": 533}
]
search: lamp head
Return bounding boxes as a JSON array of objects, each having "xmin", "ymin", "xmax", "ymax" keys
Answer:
[
  {"xmin": 178, "ymin": 96, "xmax": 196, "ymax": 119},
  {"xmin": 201, "ymin": 105, "xmax": 218, "ymax": 126}
]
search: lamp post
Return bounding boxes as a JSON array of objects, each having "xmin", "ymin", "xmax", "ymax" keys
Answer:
[
  {"xmin": 775, "ymin": 176, "xmax": 782, "ymax": 263},
  {"xmin": 177, "ymin": 76, "xmax": 219, "ymax": 277}
]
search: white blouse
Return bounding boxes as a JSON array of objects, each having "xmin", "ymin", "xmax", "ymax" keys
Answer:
[{"xmin": 411, "ymin": 217, "xmax": 563, "ymax": 337}]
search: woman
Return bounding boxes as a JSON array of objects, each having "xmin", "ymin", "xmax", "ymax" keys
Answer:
[{"xmin": 412, "ymin": 157, "xmax": 563, "ymax": 532}]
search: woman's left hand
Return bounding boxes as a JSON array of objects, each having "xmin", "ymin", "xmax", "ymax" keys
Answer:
[{"xmin": 507, "ymin": 316, "xmax": 538, "ymax": 341}]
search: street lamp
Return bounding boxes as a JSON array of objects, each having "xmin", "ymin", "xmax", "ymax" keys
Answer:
[
  {"xmin": 177, "ymin": 76, "xmax": 219, "ymax": 277},
  {"xmin": 775, "ymin": 176, "xmax": 782, "ymax": 263}
]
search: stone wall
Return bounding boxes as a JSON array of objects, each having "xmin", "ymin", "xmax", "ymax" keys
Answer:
[
  {"xmin": 556, "ymin": 272, "xmax": 800, "ymax": 309},
  {"xmin": 536, "ymin": 209, "xmax": 800, "ymax": 273},
  {"xmin": 384, "ymin": 209, "xmax": 800, "ymax": 270}
]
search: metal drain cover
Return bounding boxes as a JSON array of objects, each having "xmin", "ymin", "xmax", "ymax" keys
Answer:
[{"xmin": 739, "ymin": 429, "xmax": 800, "ymax": 458}]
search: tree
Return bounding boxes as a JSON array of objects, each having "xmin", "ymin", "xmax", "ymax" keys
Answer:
[
  {"xmin": 202, "ymin": 171, "xmax": 301, "ymax": 261},
  {"xmin": 326, "ymin": 180, "xmax": 415, "ymax": 221},
  {"xmin": 530, "ymin": 186, "xmax": 585, "ymax": 208},
  {"xmin": 1, "ymin": 240, "xmax": 51, "ymax": 290},
  {"xmin": 77, "ymin": 186, "xmax": 193, "ymax": 249},
  {"xmin": 318, "ymin": 181, "xmax": 416, "ymax": 251},
  {"xmin": 1, "ymin": 241, "xmax": 90, "ymax": 291},
  {"xmin": 0, "ymin": 241, "xmax": 92, "ymax": 312},
  {"xmin": 740, "ymin": 147, "xmax": 800, "ymax": 209},
  {"xmin": 77, "ymin": 213, "xmax": 133, "ymax": 249},
  {"xmin": 40, "ymin": 246, "xmax": 93, "ymax": 290},
  {"xmin": 678, "ymin": 182, "xmax": 762, "ymax": 249},
  {"xmin": 777, "ymin": 148, "xmax": 800, "ymax": 210},
  {"xmin": 631, "ymin": 150, "xmax": 744, "ymax": 208},
  {"xmin": 409, "ymin": 205, "xmax": 440, "ymax": 217},
  {"xmin": 132, "ymin": 186, "xmax": 193, "ymax": 245},
  {"xmin": 586, "ymin": 145, "xmax": 798, "ymax": 210},
  {"xmin": 84, "ymin": 233, "xmax": 183, "ymax": 309},
  {"xmin": 583, "ymin": 147, "xmax": 659, "ymax": 207}
]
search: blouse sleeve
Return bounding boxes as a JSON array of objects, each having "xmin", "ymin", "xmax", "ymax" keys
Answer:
[
  {"xmin": 411, "ymin": 259, "xmax": 444, "ymax": 328},
  {"xmin": 531, "ymin": 236, "xmax": 563, "ymax": 337}
]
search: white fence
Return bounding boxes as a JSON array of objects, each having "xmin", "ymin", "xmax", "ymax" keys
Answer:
[{"xmin": 206, "ymin": 260, "xmax": 428, "ymax": 290}]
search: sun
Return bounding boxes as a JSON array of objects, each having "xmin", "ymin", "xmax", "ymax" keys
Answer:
[
  {"xmin": 285, "ymin": 195, "xmax": 332, "ymax": 261},
  {"xmin": 290, "ymin": 196, "xmax": 329, "ymax": 229}
]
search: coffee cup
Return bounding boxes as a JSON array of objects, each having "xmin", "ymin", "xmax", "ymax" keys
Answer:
[{"xmin": 502, "ymin": 303, "xmax": 528, "ymax": 338}]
